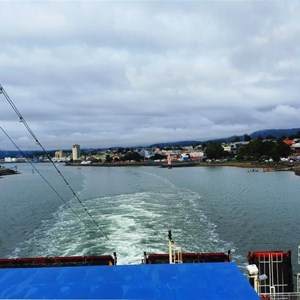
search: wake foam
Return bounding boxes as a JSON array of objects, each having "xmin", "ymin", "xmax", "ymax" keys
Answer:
[{"xmin": 19, "ymin": 185, "xmax": 237, "ymax": 264}]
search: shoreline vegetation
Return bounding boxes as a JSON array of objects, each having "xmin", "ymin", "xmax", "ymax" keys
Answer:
[
  {"xmin": 65, "ymin": 160, "xmax": 300, "ymax": 175},
  {"xmin": 1, "ymin": 161, "xmax": 299, "ymax": 177}
]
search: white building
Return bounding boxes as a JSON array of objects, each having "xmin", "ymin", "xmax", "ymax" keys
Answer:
[
  {"xmin": 222, "ymin": 145, "xmax": 232, "ymax": 153},
  {"xmin": 189, "ymin": 151, "xmax": 204, "ymax": 160},
  {"xmin": 4, "ymin": 157, "xmax": 17, "ymax": 163}
]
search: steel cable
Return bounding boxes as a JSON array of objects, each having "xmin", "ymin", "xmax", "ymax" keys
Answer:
[{"xmin": 0, "ymin": 83, "xmax": 109, "ymax": 240}]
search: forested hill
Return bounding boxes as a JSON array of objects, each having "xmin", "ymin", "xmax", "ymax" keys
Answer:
[
  {"xmin": 1, "ymin": 128, "xmax": 300, "ymax": 157},
  {"xmin": 0, "ymin": 150, "xmax": 45, "ymax": 159},
  {"xmin": 250, "ymin": 128, "xmax": 300, "ymax": 139},
  {"xmin": 150, "ymin": 128, "xmax": 300, "ymax": 148}
]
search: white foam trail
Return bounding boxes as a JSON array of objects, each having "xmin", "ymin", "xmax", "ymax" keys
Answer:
[
  {"xmin": 18, "ymin": 185, "xmax": 237, "ymax": 265},
  {"xmin": 13, "ymin": 166, "xmax": 240, "ymax": 264}
]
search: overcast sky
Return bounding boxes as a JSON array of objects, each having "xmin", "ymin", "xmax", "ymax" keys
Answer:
[{"xmin": 0, "ymin": 1, "xmax": 300, "ymax": 150}]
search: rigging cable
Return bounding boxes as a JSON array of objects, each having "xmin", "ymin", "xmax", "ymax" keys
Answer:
[
  {"xmin": 0, "ymin": 84, "xmax": 109, "ymax": 240},
  {"xmin": 0, "ymin": 126, "xmax": 89, "ymax": 229}
]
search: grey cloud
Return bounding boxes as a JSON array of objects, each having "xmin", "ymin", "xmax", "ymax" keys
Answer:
[{"xmin": 1, "ymin": 1, "xmax": 300, "ymax": 150}]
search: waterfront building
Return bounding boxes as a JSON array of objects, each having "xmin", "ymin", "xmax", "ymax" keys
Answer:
[
  {"xmin": 230, "ymin": 141, "xmax": 249, "ymax": 154},
  {"xmin": 72, "ymin": 144, "xmax": 80, "ymax": 161},
  {"xmin": 190, "ymin": 151, "xmax": 204, "ymax": 160},
  {"xmin": 222, "ymin": 145, "xmax": 232, "ymax": 153},
  {"xmin": 55, "ymin": 150, "xmax": 64, "ymax": 159},
  {"xmin": 291, "ymin": 143, "xmax": 300, "ymax": 155},
  {"xmin": 283, "ymin": 138, "xmax": 294, "ymax": 147},
  {"xmin": 4, "ymin": 157, "xmax": 17, "ymax": 163},
  {"xmin": 139, "ymin": 150, "xmax": 154, "ymax": 158}
]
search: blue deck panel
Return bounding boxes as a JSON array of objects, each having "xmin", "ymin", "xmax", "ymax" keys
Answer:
[{"xmin": 0, "ymin": 262, "xmax": 259, "ymax": 299}]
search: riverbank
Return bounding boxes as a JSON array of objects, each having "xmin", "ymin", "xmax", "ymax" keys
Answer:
[
  {"xmin": 204, "ymin": 160, "xmax": 297, "ymax": 170},
  {"xmin": 66, "ymin": 160, "xmax": 300, "ymax": 171},
  {"xmin": 197, "ymin": 161, "xmax": 300, "ymax": 176}
]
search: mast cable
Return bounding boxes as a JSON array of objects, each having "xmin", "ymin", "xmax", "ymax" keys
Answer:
[
  {"xmin": 0, "ymin": 84, "xmax": 109, "ymax": 240},
  {"xmin": 0, "ymin": 126, "xmax": 89, "ymax": 228}
]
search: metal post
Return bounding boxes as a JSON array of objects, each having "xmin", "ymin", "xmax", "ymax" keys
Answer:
[
  {"xmin": 297, "ymin": 273, "xmax": 300, "ymax": 294},
  {"xmin": 168, "ymin": 231, "xmax": 173, "ymax": 264},
  {"xmin": 253, "ymin": 275, "xmax": 259, "ymax": 294}
]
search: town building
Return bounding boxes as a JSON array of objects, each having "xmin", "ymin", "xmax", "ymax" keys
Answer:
[
  {"xmin": 72, "ymin": 144, "xmax": 80, "ymax": 161},
  {"xmin": 55, "ymin": 150, "xmax": 64, "ymax": 159},
  {"xmin": 139, "ymin": 150, "xmax": 154, "ymax": 158},
  {"xmin": 221, "ymin": 144, "xmax": 232, "ymax": 153},
  {"xmin": 189, "ymin": 151, "xmax": 204, "ymax": 161},
  {"xmin": 4, "ymin": 157, "xmax": 17, "ymax": 163},
  {"xmin": 291, "ymin": 142, "xmax": 300, "ymax": 155},
  {"xmin": 283, "ymin": 138, "xmax": 294, "ymax": 147}
]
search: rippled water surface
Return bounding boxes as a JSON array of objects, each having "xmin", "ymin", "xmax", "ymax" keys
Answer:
[{"xmin": 1, "ymin": 163, "xmax": 300, "ymax": 269}]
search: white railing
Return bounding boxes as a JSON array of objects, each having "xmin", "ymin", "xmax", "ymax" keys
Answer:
[
  {"xmin": 171, "ymin": 245, "xmax": 183, "ymax": 264},
  {"xmin": 168, "ymin": 231, "xmax": 183, "ymax": 264},
  {"xmin": 257, "ymin": 252, "xmax": 287, "ymax": 294}
]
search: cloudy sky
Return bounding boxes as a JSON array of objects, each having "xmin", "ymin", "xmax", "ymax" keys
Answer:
[{"xmin": 0, "ymin": 1, "xmax": 300, "ymax": 150}]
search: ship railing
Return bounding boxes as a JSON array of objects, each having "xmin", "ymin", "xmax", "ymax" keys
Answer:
[
  {"xmin": 258, "ymin": 253, "xmax": 283, "ymax": 264},
  {"xmin": 171, "ymin": 245, "xmax": 183, "ymax": 264},
  {"xmin": 168, "ymin": 230, "xmax": 183, "ymax": 264},
  {"xmin": 260, "ymin": 292, "xmax": 300, "ymax": 300}
]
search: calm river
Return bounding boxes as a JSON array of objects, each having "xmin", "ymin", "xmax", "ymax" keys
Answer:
[{"xmin": 1, "ymin": 163, "xmax": 300, "ymax": 272}]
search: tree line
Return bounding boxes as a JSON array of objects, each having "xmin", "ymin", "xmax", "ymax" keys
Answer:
[{"xmin": 205, "ymin": 132, "xmax": 300, "ymax": 162}]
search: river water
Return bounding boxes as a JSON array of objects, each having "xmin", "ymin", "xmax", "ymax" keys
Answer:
[{"xmin": 1, "ymin": 163, "xmax": 300, "ymax": 272}]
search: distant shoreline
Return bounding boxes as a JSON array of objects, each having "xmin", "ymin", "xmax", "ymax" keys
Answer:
[
  {"xmin": 1, "ymin": 161, "xmax": 299, "ymax": 177},
  {"xmin": 65, "ymin": 160, "xmax": 300, "ymax": 173}
]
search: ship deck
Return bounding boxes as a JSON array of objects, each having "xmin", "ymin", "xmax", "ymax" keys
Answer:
[{"xmin": 0, "ymin": 262, "xmax": 259, "ymax": 299}]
